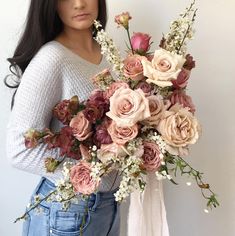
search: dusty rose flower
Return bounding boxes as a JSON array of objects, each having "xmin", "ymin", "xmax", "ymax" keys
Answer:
[
  {"xmin": 53, "ymin": 96, "xmax": 79, "ymax": 125},
  {"xmin": 94, "ymin": 120, "xmax": 113, "ymax": 146},
  {"xmin": 69, "ymin": 112, "xmax": 92, "ymax": 141},
  {"xmin": 24, "ymin": 129, "xmax": 41, "ymax": 148},
  {"xmin": 135, "ymin": 81, "xmax": 153, "ymax": 96},
  {"xmin": 169, "ymin": 90, "xmax": 196, "ymax": 114},
  {"xmin": 88, "ymin": 90, "xmax": 107, "ymax": 106},
  {"xmin": 131, "ymin": 32, "xmax": 151, "ymax": 53},
  {"xmin": 83, "ymin": 104, "xmax": 104, "ymax": 123},
  {"xmin": 142, "ymin": 95, "xmax": 171, "ymax": 126},
  {"xmin": 172, "ymin": 68, "xmax": 190, "ymax": 89},
  {"xmin": 104, "ymin": 81, "xmax": 129, "ymax": 99},
  {"xmin": 57, "ymin": 126, "xmax": 81, "ymax": 160},
  {"xmin": 106, "ymin": 87, "xmax": 151, "ymax": 127},
  {"xmin": 183, "ymin": 54, "xmax": 196, "ymax": 70},
  {"xmin": 97, "ymin": 143, "xmax": 127, "ymax": 163},
  {"xmin": 141, "ymin": 48, "xmax": 185, "ymax": 87},
  {"xmin": 123, "ymin": 55, "xmax": 145, "ymax": 81},
  {"xmin": 157, "ymin": 104, "xmax": 201, "ymax": 156},
  {"xmin": 141, "ymin": 141, "xmax": 162, "ymax": 171},
  {"xmin": 70, "ymin": 161, "xmax": 100, "ymax": 195},
  {"xmin": 80, "ymin": 144, "xmax": 91, "ymax": 161},
  {"xmin": 107, "ymin": 121, "xmax": 139, "ymax": 145},
  {"xmin": 115, "ymin": 12, "xmax": 132, "ymax": 29}
]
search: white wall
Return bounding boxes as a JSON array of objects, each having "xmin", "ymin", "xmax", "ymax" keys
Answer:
[{"xmin": 1, "ymin": 0, "xmax": 234, "ymax": 235}]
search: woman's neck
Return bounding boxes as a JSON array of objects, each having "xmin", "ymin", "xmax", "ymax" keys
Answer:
[{"xmin": 56, "ymin": 27, "xmax": 95, "ymax": 53}]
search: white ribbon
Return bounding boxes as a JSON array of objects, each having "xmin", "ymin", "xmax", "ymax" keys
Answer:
[{"xmin": 127, "ymin": 172, "xmax": 169, "ymax": 236}]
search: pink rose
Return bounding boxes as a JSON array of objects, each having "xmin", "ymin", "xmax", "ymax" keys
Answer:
[
  {"xmin": 123, "ymin": 55, "xmax": 145, "ymax": 81},
  {"xmin": 172, "ymin": 68, "xmax": 190, "ymax": 89},
  {"xmin": 70, "ymin": 161, "xmax": 100, "ymax": 195},
  {"xmin": 168, "ymin": 90, "xmax": 196, "ymax": 114},
  {"xmin": 107, "ymin": 121, "xmax": 139, "ymax": 145},
  {"xmin": 104, "ymin": 81, "xmax": 129, "ymax": 99},
  {"xmin": 142, "ymin": 95, "xmax": 171, "ymax": 126},
  {"xmin": 141, "ymin": 141, "xmax": 162, "ymax": 171},
  {"xmin": 69, "ymin": 112, "xmax": 92, "ymax": 141},
  {"xmin": 53, "ymin": 96, "xmax": 79, "ymax": 125},
  {"xmin": 97, "ymin": 143, "xmax": 127, "ymax": 163},
  {"xmin": 131, "ymin": 32, "xmax": 151, "ymax": 54},
  {"xmin": 135, "ymin": 81, "xmax": 153, "ymax": 96},
  {"xmin": 115, "ymin": 12, "xmax": 132, "ymax": 29},
  {"xmin": 106, "ymin": 87, "xmax": 151, "ymax": 127}
]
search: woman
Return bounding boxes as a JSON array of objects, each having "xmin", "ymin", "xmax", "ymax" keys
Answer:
[{"xmin": 5, "ymin": 0, "xmax": 121, "ymax": 235}]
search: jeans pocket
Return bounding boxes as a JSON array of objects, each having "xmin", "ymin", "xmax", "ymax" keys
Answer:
[{"xmin": 50, "ymin": 209, "xmax": 91, "ymax": 236}]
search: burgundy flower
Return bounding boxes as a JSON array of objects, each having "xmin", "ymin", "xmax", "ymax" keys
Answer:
[
  {"xmin": 183, "ymin": 54, "xmax": 196, "ymax": 70},
  {"xmin": 168, "ymin": 90, "xmax": 196, "ymax": 114},
  {"xmin": 93, "ymin": 118, "xmax": 112, "ymax": 146},
  {"xmin": 83, "ymin": 104, "xmax": 104, "ymax": 123},
  {"xmin": 53, "ymin": 96, "xmax": 79, "ymax": 125},
  {"xmin": 172, "ymin": 68, "xmax": 190, "ymax": 89},
  {"xmin": 136, "ymin": 81, "xmax": 153, "ymax": 96}
]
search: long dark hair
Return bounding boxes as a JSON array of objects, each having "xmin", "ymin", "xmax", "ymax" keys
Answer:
[{"xmin": 4, "ymin": 0, "xmax": 107, "ymax": 109}]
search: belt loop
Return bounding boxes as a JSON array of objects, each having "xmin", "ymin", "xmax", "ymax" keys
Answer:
[{"xmin": 90, "ymin": 192, "xmax": 100, "ymax": 212}]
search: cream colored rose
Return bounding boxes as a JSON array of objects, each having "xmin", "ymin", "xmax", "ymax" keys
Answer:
[
  {"xmin": 106, "ymin": 87, "xmax": 151, "ymax": 127},
  {"xmin": 141, "ymin": 48, "xmax": 185, "ymax": 87},
  {"xmin": 157, "ymin": 104, "xmax": 201, "ymax": 156},
  {"xmin": 142, "ymin": 95, "xmax": 171, "ymax": 126},
  {"xmin": 97, "ymin": 143, "xmax": 127, "ymax": 164}
]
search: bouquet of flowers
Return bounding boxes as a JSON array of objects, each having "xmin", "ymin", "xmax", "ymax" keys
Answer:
[{"xmin": 16, "ymin": 0, "xmax": 219, "ymax": 228}]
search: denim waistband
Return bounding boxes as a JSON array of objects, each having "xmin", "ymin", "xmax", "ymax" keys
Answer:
[{"xmin": 35, "ymin": 177, "xmax": 119, "ymax": 211}]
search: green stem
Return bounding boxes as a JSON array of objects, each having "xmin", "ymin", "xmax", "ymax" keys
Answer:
[
  {"xmin": 14, "ymin": 190, "xmax": 56, "ymax": 223},
  {"xmin": 126, "ymin": 28, "xmax": 134, "ymax": 54}
]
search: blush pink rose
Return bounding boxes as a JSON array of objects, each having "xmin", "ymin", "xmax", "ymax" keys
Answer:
[
  {"xmin": 141, "ymin": 48, "xmax": 185, "ymax": 87},
  {"xmin": 142, "ymin": 95, "xmax": 171, "ymax": 126},
  {"xmin": 131, "ymin": 32, "xmax": 151, "ymax": 53},
  {"xmin": 106, "ymin": 87, "xmax": 151, "ymax": 127},
  {"xmin": 70, "ymin": 161, "xmax": 100, "ymax": 195},
  {"xmin": 157, "ymin": 104, "xmax": 201, "ymax": 156},
  {"xmin": 123, "ymin": 55, "xmax": 145, "ymax": 81},
  {"xmin": 107, "ymin": 121, "xmax": 139, "ymax": 145},
  {"xmin": 172, "ymin": 68, "xmax": 190, "ymax": 89},
  {"xmin": 141, "ymin": 141, "xmax": 162, "ymax": 171},
  {"xmin": 168, "ymin": 90, "xmax": 196, "ymax": 114},
  {"xmin": 69, "ymin": 112, "xmax": 92, "ymax": 141},
  {"xmin": 104, "ymin": 81, "xmax": 129, "ymax": 99}
]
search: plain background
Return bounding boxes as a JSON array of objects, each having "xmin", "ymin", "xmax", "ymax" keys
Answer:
[{"xmin": 0, "ymin": 0, "xmax": 234, "ymax": 235}]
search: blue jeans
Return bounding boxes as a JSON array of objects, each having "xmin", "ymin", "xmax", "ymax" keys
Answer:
[{"xmin": 22, "ymin": 177, "xmax": 120, "ymax": 236}]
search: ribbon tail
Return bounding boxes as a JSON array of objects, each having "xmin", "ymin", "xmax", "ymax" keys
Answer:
[{"xmin": 127, "ymin": 172, "xmax": 169, "ymax": 236}]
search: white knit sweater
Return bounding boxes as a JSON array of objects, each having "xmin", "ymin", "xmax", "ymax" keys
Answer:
[{"xmin": 6, "ymin": 40, "xmax": 121, "ymax": 192}]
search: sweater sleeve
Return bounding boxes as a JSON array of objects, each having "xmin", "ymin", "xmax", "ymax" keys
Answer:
[{"xmin": 6, "ymin": 46, "xmax": 66, "ymax": 180}]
